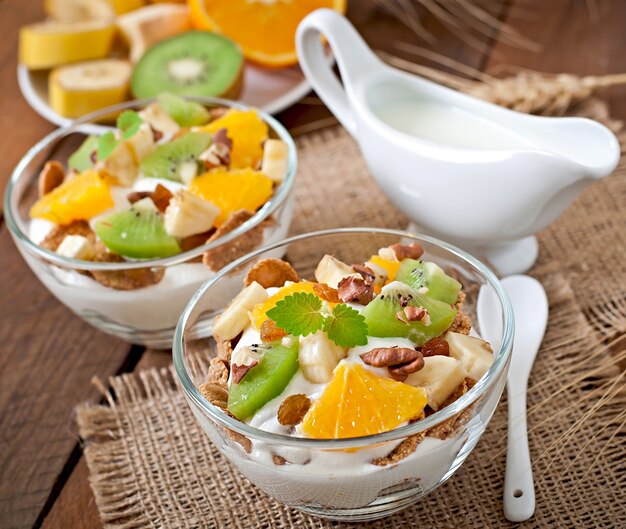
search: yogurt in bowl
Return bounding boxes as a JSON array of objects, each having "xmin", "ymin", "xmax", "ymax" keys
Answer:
[
  {"xmin": 5, "ymin": 96, "xmax": 297, "ymax": 347},
  {"xmin": 174, "ymin": 229, "xmax": 513, "ymax": 522}
]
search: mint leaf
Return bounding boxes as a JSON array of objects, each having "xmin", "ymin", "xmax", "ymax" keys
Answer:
[
  {"xmin": 266, "ymin": 292, "xmax": 324, "ymax": 337},
  {"xmin": 323, "ymin": 304, "xmax": 368, "ymax": 347},
  {"xmin": 117, "ymin": 110, "xmax": 142, "ymax": 140},
  {"xmin": 97, "ymin": 131, "xmax": 119, "ymax": 161}
]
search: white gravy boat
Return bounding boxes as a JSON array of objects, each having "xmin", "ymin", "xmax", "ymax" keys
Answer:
[{"xmin": 296, "ymin": 9, "xmax": 620, "ymax": 274}]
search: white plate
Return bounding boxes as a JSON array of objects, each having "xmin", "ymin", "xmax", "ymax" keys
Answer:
[{"xmin": 18, "ymin": 61, "xmax": 313, "ymax": 127}]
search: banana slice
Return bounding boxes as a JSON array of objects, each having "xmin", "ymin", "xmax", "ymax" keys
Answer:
[
  {"xmin": 20, "ymin": 20, "xmax": 116, "ymax": 70},
  {"xmin": 261, "ymin": 139, "xmax": 289, "ymax": 184},
  {"xmin": 49, "ymin": 59, "xmax": 131, "ymax": 118},
  {"xmin": 445, "ymin": 332, "xmax": 493, "ymax": 381},
  {"xmin": 117, "ymin": 3, "xmax": 191, "ymax": 63},
  {"xmin": 314, "ymin": 255, "xmax": 358, "ymax": 289},
  {"xmin": 299, "ymin": 331, "xmax": 347, "ymax": 383},
  {"xmin": 212, "ymin": 282, "xmax": 268, "ymax": 340},
  {"xmin": 96, "ymin": 139, "xmax": 138, "ymax": 187},
  {"xmin": 163, "ymin": 190, "xmax": 219, "ymax": 238},
  {"xmin": 56, "ymin": 234, "xmax": 96, "ymax": 260},
  {"xmin": 127, "ymin": 123, "xmax": 155, "ymax": 161},
  {"xmin": 45, "ymin": 0, "xmax": 145, "ymax": 21},
  {"xmin": 138, "ymin": 103, "xmax": 180, "ymax": 136},
  {"xmin": 405, "ymin": 356, "xmax": 467, "ymax": 410}
]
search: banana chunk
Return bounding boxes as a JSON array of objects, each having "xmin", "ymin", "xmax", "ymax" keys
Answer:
[
  {"xmin": 163, "ymin": 190, "xmax": 219, "ymax": 238},
  {"xmin": 405, "ymin": 356, "xmax": 467, "ymax": 410},
  {"xmin": 445, "ymin": 332, "xmax": 493, "ymax": 380},
  {"xmin": 314, "ymin": 255, "xmax": 357, "ymax": 289},
  {"xmin": 260, "ymin": 139, "xmax": 289, "ymax": 183},
  {"xmin": 212, "ymin": 282, "xmax": 268, "ymax": 340},
  {"xmin": 56, "ymin": 234, "xmax": 96, "ymax": 260},
  {"xmin": 299, "ymin": 331, "xmax": 347, "ymax": 383}
]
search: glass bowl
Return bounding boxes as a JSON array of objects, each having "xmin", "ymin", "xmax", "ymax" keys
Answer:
[
  {"xmin": 4, "ymin": 98, "xmax": 297, "ymax": 348},
  {"xmin": 173, "ymin": 228, "xmax": 514, "ymax": 522}
]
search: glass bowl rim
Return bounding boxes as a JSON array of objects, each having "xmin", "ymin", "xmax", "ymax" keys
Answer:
[
  {"xmin": 173, "ymin": 227, "xmax": 514, "ymax": 450},
  {"xmin": 3, "ymin": 97, "xmax": 297, "ymax": 271}
]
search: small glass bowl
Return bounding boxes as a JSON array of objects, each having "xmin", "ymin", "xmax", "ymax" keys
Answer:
[
  {"xmin": 4, "ymin": 98, "xmax": 297, "ymax": 348},
  {"xmin": 174, "ymin": 228, "xmax": 514, "ymax": 522}
]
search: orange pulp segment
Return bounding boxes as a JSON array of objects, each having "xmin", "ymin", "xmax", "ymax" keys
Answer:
[
  {"xmin": 29, "ymin": 169, "xmax": 114, "ymax": 225},
  {"xmin": 189, "ymin": 0, "xmax": 347, "ymax": 67},
  {"xmin": 369, "ymin": 255, "xmax": 400, "ymax": 282},
  {"xmin": 189, "ymin": 168, "xmax": 273, "ymax": 227},
  {"xmin": 301, "ymin": 362, "xmax": 428, "ymax": 439},
  {"xmin": 251, "ymin": 281, "xmax": 316, "ymax": 329},
  {"xmin": 201, "ymin": 109, "xmax": 268, "ymax": 169}
]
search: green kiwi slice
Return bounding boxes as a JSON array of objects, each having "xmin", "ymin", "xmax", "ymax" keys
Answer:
[
  {"xmin": 131, "ymin": 31, "xmax": 244, "ymax": 99},
  {"xmin": 94, "ymin": 205, "xmax": 181, "ymax": 259},
  {"xmin": 395, "ymin": 259, "xmax": 462, "ymax": 305},
  {"xmin": 157, "ymin": 92, "xmax": 211, "ymax": 127},
  {"xmin": 227, "ymin": 342, "xmax": 300, "ymax": 421},
  {"xmin": 140, "ymin": 132, "xmax": 211, "ymax": 182},
  {"xmin": 361, "ymin": 281, "xmax": 457, "ymax": 346},
  {"xmin": 68, "ymin": 135, "xmax": 98, "ymax": 172}
]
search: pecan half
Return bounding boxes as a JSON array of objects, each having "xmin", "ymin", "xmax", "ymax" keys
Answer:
[
  {"xmin": 421, "ymin": 338, "xmax": 450, "ymax": 357},
  {"xmin": 231, "ymin": 361, "xmax": 258, "ymax": 384},
  {"xmin": 396, "ymin": 306, "xmax": 429, "ymax": 324},
  {"xmin": 389, "ymin": 243, "xmax": 424, "ymax": 261},
  {"xmin": 277, "ymin": 394, "xmax": 311, "ymax": 426},
  {"xmin": 38, "ymin": 160, "xmax": 65, "ymax": 197},
  {"xmin": 361, "ymin": 346, "xmax": 425, "ymax": 382},
  {"xmin": 337, "ymin": 275, "xmax": 374, "ymax": 304}
]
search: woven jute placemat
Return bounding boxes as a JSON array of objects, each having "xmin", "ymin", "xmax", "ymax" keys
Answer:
[{"xmin": 77, "ymin": 99, "xmax": 626, "ymax": 528}]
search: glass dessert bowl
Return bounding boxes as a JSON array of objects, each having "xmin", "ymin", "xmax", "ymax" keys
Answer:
[
  {"xmin": 174, "ymin": 228, "xmax": 514, "ymax": 522},
  {"xmin": 4, "ymin": 96, "xmax": 296, "ymax": 348}
]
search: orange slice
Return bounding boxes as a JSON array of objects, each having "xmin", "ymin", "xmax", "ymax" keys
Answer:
[
  {"xmin": 251, "ymin": 281, "xmax": 315, "ymax": 329},
  {"xmin": 201, "ymin": 109, "xmax": 268, "ymax": 169},
  {"xmin": 301, "ymin": 362, "xmax": 428, "ymax": 439},
  {"xmin": 189, "ymin": 168, "xmax": 273, "ymax": 227},
  {"xmin": 30, "ymin": 169, "xmax": 114, "ymax": 225},
  {"xmin": 188, "ymin": 0, "xmax": 347, "ymax": 67},
  {"xmin": 369, "ymin": 255, "xmax": 400, "ymax": 282}
]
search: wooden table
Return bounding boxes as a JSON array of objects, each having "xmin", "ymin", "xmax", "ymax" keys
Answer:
[{"xmin": 1, "ymin": 1, "xmax": 624, "ymax": 527}]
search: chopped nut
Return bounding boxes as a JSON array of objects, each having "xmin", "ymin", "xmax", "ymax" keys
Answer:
[
  {"xmin": 352, "ymin": 264, "xmax": 376, "ymax": 284},
  {"xmin": 396, "ymin": 306, "xmax": 429, "ymax": 324},
  {"xmin": 150, "ymin": 126, "xmax": 163, "ymax": 142},
  {"xmin": 389, "ymin": 242, "xmax": 424, "ymax": 261},
  {"xmin": 38, "ymin": 160, "xmax": 65, "ymax": 197},
  {"xmin": 200, "ymin": 128, "xmax": 232, "ymax": 170},
  {"xmin": 277, "ymin": 394, "xmax": 311, "ymax": 426},
  {"xmin": 244, "ymin": 258, "xmax": 299, "ymax": 288},
  {"xmin": 337, "ymin": 275, "xmax": 374, "ymax": 304},
  {"xmin": 206, "ymin": 357, "xmax": 230, "ymax": 387},
  {"xmin": 40, "ymin": 220, "xmax": 95, "ymax": 252},
  {"xmin": 203, "ymin": 210, "xmax": 264, "ymax": 271},
  {"xmin": 312, "ymin": 282, "xmax": 341, "ymax": 303},
  {"xmin": 260, "ymin": 318, "xmax": 287, "ymax": 343},
  {"xmin": 421, "ymin": 338, "xmax": 450, "ymax": 357},
  {"xmin": 272, "ymin": 454, "xmax": 288, "ymax": 465},
  {"xmin": 127, "ymin": 184, "xmax": 173, "ymax": 213},
  {"xmin": 231, "ymin": 361, "xmax": 258, "ymax": 384},
  {"xmin": 361, "ymin": 346, "xmax": 425, "ymax": 382},
  {"xmin": 448, "ymin": 310, "xmax": 472, "ymax": 335}
]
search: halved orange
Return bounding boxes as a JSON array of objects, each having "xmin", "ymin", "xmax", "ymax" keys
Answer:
[
  {"xmin": 188, "ymin": 0, "xmax": 347, "ymax": 67},
  {"xmin": 301, "ymin": 362, "xmax": 428, "ymax": 439}
]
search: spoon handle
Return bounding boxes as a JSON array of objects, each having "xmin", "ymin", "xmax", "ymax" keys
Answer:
[{"xmin": 504, "ymin": 383, "xmax": 535, "ymax": 522}]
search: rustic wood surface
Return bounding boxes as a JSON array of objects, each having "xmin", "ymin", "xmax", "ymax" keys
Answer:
[{"xmin": 0, "ymin": 1, "xmax": 624, "ymax": 528}]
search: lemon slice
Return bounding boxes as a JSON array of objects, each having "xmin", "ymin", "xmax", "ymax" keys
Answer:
[
  {"xmin": 49, "ymin": 59, "xmax": 131, "ymax": 118},
  {"xmin": 19, "ymin": 20, "xmax": 116, "ymax": 70}
]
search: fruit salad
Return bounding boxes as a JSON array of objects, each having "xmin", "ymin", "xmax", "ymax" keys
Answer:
[
  {"xmin": 201, "ymin": 242, "xmax": 494, "ymax": 474},
  {"xmin": 29, "ymin": 94, "xmax": 289, "ymax": 294}
]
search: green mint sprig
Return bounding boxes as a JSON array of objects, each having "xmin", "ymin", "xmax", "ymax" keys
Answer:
[{"xmin": 266, "ymin": 292, "xmax": 368, "ymax": 348}]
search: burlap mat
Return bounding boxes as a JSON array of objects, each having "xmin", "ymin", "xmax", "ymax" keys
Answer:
[{"xmin": 77, "ymin": 99, "xmax": 626, "ymax": 528}]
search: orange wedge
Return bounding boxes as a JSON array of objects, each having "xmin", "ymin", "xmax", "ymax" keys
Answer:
[
  {"xmin": 188, "ymin": 0, "xmax": 347, "ymax": 67},
  {"xmin": 189, "ymin": 168, "xmax": 273, "ymax": 227},
  {"xmin": 251, "ymin": 281, "xmax": 315, "ymax": 329},
  {"xmin": 369, "ymin": 255, "xmax": 400, "ymax": 282},
  {"xmin": 30, "ymin": 169, "xmax": 114, "ymax": 225},
  {"xmin": 301, "ymin": 362, "xmax": 428, "ymax": 439}
]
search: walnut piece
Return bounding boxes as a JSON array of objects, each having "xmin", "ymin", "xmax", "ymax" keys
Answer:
[
  {"xmin": 337, "ymin": 275, "xmax": 374, "ymax": 304},
  {"xmin": 231, "ymin": 361, "xmax": 258, "ymax": 384},
  {"xmin": 389, "ymin": 242, "xmax": 424, "ymax": 261}
]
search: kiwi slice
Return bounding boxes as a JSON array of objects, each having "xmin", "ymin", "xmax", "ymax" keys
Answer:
[
  {"xmin": 396, "ymin": 259, "xmax": 462, "ymax": 305},
  {"xmin": 361, "ymin": 281, "xmax": 457, "ymax": 346},
  {"xmin": 227, "ymin": 342, "xmax": 300, "ymax": 421},
  {"xmin": 94, "ymin": 205, "xmax": 181, "ymax": 259},
  {"xmin": 140, "ymin": 132, "xmax": 211, "ymax": 182},
  {"xmin": 68, "ymin": 135, "xmax": 98, "ymax": 172},
  {"xmin": 131, "ymin": 31, "xmax": 244, "ymax": 99},
  {"xmin": 158, "ymin": 92, "xmax": 210, "ymax": 127}
]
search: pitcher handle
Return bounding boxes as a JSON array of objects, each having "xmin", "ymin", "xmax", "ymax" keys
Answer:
[{"xmin": 296, "ymin": 9, "xmax": 382, "ymax": 138}]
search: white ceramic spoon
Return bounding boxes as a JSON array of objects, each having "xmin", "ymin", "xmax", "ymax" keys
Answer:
[{"xmin": 477, "ymin": 275, "xmax": 548, "ymax": 522}]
